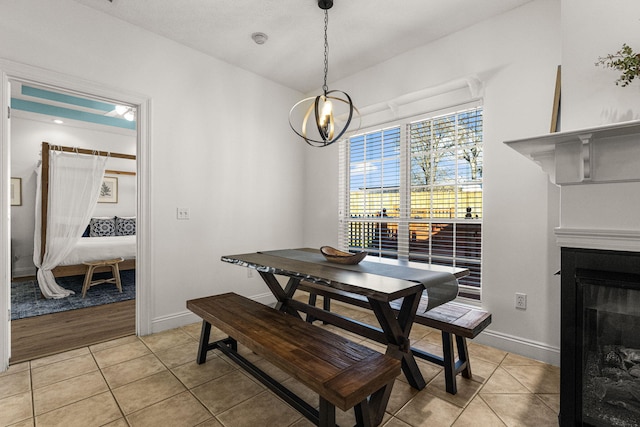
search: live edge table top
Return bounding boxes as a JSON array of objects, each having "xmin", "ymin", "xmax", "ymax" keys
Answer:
[{"xmin": 221, "ymin": 248, "xmax": 468, "ymax": 303}]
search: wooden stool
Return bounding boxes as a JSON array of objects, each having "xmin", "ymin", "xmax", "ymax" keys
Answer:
[{"xmin": 81, "ymin": 258, "xmax": 124, "ymax": 298}]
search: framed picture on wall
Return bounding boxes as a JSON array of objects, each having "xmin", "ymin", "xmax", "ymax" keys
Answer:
[
  {"xmin": 10, "ymin": 178, "xmax": 21, "ymax": 206},
  {"xmin": 98, "ymin": 176, "xmax": 118, "ymax": 203}
]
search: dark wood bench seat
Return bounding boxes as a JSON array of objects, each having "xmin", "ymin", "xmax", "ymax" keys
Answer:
[
  {"xmin": 187, "ymin": 293, "xmax": 401, "ymax": 427},
  {"xmin": 297, "ymin": 281, "xmax": 492, "ymax": 395}
]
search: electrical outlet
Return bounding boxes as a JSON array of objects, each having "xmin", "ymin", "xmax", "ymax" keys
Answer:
[
  {"xmin": 515, "ymin": 293, "xmax": 527, "ymax": 310},
  {"xmin": 177, "ymin": 207, "xmax": 190, "ymax": 220}
]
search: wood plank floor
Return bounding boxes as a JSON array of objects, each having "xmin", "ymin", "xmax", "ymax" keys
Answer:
[{"xmin": 10, "ymin": 300, "xmax": 135, "ymax": 364}]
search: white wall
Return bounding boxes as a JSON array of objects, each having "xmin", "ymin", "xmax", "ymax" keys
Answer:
[
  {"xmin": 303, "ymin": 0, "xmax": 564, "ymax": 364},
  {"xmin": 0, "ymin": 0, "xmax": 305, "ymax": 333},
  {"xmin": 559, "ymin": 0, "xmax": 640, "ymax": 233},
  {"xmin": 562, "ymin": 0, "xmax": 640, "ymax": 129},
  {"xmin": 10, "ymin": 116, "xmax": 136, "ymax": 277}
]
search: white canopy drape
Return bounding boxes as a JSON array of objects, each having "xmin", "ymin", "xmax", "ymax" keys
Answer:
[{"xmin": 33, "ymin": 151, "xmax": 107, "ymax": 299}]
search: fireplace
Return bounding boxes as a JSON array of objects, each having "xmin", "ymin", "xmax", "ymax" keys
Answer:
[
  {"xmin": 505, "ymin": 120, "xmax": 640, "ymax": 426},
  {"xmin": 561, "ymin": 247, "xmax": 640, "ymax": 426}
]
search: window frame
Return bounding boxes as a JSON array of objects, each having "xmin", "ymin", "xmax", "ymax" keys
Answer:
[{"xmin": 338, "ymin": 102, "xmax": 483, "ymax": 303}]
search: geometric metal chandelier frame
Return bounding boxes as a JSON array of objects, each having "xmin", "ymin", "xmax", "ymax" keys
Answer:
[{"xmin": 288, "ymin": 0, "xmax": 360, "ymax": 147}]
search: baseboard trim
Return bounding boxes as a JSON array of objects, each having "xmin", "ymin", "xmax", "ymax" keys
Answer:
[
  {"xmin": 473, "ymin": 328, "xmax": 560, "ymax": 366},
  {"xmin": 12, "ymin": 266, "xmax": 36, "ymax": 278},
  {"xmin": 251, "ymin": 292, "xmax": 277, "ymax": 306},
  {"xmin": 150, "ymin": 292, "xmax": 277, "ymax": 334},
  {"xmin": 150, "ymin": 293, "xmax": 561, "ymax": 368},
  {"xmin": 327, "ymin": 297, "xmax": 561, "ymax": 366},
  {"xmin": 150, "ymin": 310, "xmax": 200, "ymax": 334}
]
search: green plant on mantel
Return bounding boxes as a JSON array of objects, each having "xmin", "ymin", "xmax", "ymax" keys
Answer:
[{"xmin": 596, "ymin": 43, "xmax": 640, "ymax": 87}]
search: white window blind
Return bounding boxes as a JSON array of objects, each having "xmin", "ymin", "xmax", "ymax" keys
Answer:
[{"xmin": 339, "ymin": 105, "xmax": 483, "ymax": 301}]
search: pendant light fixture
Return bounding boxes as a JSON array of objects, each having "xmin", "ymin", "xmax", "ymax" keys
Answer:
[{"xmin": 289, "ymin": 0, "xmax": 359, "ymax": 147}]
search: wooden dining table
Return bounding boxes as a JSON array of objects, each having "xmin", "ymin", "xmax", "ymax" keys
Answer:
[{"xmin": 221, "ymin": 248, "xmax": 468, "ymax": 390}]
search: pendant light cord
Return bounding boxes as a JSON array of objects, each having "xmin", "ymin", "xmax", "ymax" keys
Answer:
[{"xmin": 322, "ymin": 10, "xmax": 329, "ymax": 95}]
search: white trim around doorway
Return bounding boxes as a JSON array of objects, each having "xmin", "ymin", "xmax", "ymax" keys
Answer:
[{"xmin": 0, "ymin": 58, "xmax": 153, "ymax": 372}]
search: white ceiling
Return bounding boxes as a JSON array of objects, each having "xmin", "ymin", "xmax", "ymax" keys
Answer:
[{"xmin": 72, "ymin": 0, "xmax": 533, "ymax": 93}]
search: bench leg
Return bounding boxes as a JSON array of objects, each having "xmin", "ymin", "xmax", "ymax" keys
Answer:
[
  {"xmin": 442, "ymin": 331, "xmax": 457, "ymax": 395},
  {"xmin": 197, "ymin": 321, "xmax": 212, "ymax": 364},
  {"xmin": 457, "ymin": 335, "xmax": 472, "ymax": 379},
  {"xmin": 227, "ymin": 337, "xmax": 238, "ymax": 352},
  {"xmin": 354, "ymin": 400, "xmax": 373, "ymax": 427},
  {"xmin": 355, "ymin": 381, "xmax": 393, "ymax": 427},
  {"xmin": 318, "ymin": 397, "xmax": 336, "ymax": 427}
]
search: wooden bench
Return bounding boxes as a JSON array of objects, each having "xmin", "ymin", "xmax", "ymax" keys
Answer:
[
  {"xmin": 298, "ymin": 281, "xmax": 491, "ymax": 395},
  {"xmin": 187, "ymin": 293, "xmax": 401, "ymax": 427}
]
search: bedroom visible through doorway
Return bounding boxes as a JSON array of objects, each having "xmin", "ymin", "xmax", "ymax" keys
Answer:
[{"xmin": 9, "ymin": 80, "xmax": 138, "ymax": 360}]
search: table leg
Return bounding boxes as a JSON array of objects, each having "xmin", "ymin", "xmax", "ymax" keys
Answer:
[
  {"xmin": 368, "ymin": 292, "xmax": 426, "ymax": 390},
  {"xmin": 258, "ymin": 272, "xmax": 302, "ymax": 319}
]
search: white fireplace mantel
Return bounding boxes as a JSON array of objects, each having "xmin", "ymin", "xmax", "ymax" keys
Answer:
[
  {"xmin": 504, "ymin": 120, "xmax": 640, "ymax": 185},
  {"xmin": 505, "ymin": 120, "xmax": 640, "ymax": 252}
]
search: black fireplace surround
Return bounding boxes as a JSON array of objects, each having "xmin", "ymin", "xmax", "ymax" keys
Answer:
[{"xmin": 561, "ymin": 247, "xmax": 640, "ymax": 426}]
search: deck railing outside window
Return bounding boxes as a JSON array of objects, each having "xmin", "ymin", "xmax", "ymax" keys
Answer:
[{"xmin": 339, "ymin": 105, "xmax": 483, "ymax": 301}]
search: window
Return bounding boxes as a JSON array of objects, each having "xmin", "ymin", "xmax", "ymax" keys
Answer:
[{"xmin": 339, "ymin": 105, "xmax": 483, "ymax": 301}]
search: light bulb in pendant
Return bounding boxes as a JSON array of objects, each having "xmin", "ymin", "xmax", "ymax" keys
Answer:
[
  {"xmin": 319, "ymin": 97, "xmax": 334, "ymax": 139},
  {"xmin": 321, "ymin": 98, "xmax": 333, "ymax": 120}
]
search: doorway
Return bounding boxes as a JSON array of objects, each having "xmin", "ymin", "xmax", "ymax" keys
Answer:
[{"xmin": 0, "ymin": 60, "xmax": 151, "ymax": 370}]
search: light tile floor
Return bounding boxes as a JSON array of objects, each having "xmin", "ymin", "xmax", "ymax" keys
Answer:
[{"xmin": 0, "ymin": 302, "xmax": 560, "ymax": 427}]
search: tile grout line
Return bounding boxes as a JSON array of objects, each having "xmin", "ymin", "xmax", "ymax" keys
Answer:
[
  {"xmin": 29, "ymin": 360, "xmax": 36, "ymax": 425},
  {"xmin": 178, "ymin": 330, "xmax": 314, "ymax": 426},
  {"xmin": 533, "ymin": 392, "xmax": 560, "ymax": 413},
  {"xmin": 89, "ymin": 342, "xmax": 130, "ymax": 426},
  {"xmin": 29, "ymin": 351, "xmax": 103, "ymax": 414},
  {"xmin": 137, "ymin": 333, "xmax": 224, "ymax": 425},
  {"xmin": 26, "ymin": 338, "xmax": 152, "ymax": 424},
  {"xmin": 194, "ymin": 353, "xmax": 275, "ymax": 423},
  {"xmin": 26, "ymin": 348, "xmax": 123, "ymax": 425},
  {"xmin": 451, "ymin": 352, "xmax": 510, "ymax": 426},
  {"xmin": 476, "ymin": 393, "xmax": 509, "ymax": 426},
  {"xmin": 179, "ymin": 336, "xmax": 280, "ymax": 426}
]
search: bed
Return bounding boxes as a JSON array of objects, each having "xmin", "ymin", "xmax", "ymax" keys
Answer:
[
  {"xmin": 40, "ymin": 142, "xmax": 137, "ymax": 278},
  {"xmin": 51, "ymin": 235, "xmax": 137, "ymax": 277}
]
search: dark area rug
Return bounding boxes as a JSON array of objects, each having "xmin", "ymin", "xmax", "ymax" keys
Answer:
[{"xmin": 11, "ymin": 270, "xmax": 135, "ymax": 320}]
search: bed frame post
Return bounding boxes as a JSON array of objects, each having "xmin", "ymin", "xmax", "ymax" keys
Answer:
[
  {"xmin": 40, "ymin": 141, "xmax": 50, "ymax": 262},
  {"xmin": 38, "ymin": 141, "xmax": 137, "ymax": 278}
]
